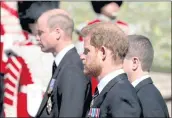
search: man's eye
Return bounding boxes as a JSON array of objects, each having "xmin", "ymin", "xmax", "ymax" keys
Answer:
[
  {"xmin": 38, "ymin": 32, "xmax": 42, "ymax": 36},
  {"xmin": 37, "ymin": 31, "xmax": 43, "ymax": 36},
  {"xmin": 84, "ymin": 49, "xmax": 90, "ymax": 55}
]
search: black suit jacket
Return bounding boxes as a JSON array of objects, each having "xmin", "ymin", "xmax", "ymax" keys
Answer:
[
  {"xmin": 0, "ymin": 73, "xmax": 4, "ymax": 117},
  {"xmin": 135, "ymin": 77, "xmax": 169, "ymax": 117},
  {"xmin": 36, "ymin": 48, "xmax": 92, "ymax": 117},
  {"xmin": 89, "ymin": 73, "xmax": 141, "ymax": 117}
]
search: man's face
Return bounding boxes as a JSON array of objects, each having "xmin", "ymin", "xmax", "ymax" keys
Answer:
[
  {"xmin": 80, "ymin": 36, "xmax": 102, "ymax": 78},
  {"xmin": 36, "ymin": 17, "xmax": 57, "ymax": 53},
  {"xmin": 101, "ymin": 2, "xmax": 120, "ymax": 19}
]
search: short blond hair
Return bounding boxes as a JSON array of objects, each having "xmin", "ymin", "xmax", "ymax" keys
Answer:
[{"xmin": 47, "ymin": 14, "xmax": 74, "ymax": 36}]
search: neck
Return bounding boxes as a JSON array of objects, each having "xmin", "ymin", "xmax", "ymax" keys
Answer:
[
  {"xmin": 53, "ymin": 39, "xmax": 72, "ymax": 57},
  {"xmin": 97, "ymin": 13, "xmax": 117, "ymax": 22},
  {"xmin": 98, "ymin": 14, "xmax": 111, "ymax": 22},
  {"xmin": 129, "ymin": 71, "xmax": 149, "ymax": 83},
  {"xmin": 97, "ymin": 64, "xmax": 123, "ymax": 82}
]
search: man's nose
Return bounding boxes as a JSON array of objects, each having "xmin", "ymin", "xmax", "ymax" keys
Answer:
[
  {"xmin": 80, "ymin": 53, "xmax": 85, "ymax": 60},
  {"xmin": 35, "ymin": 35, "xmax": 40, "ymax": 41}
]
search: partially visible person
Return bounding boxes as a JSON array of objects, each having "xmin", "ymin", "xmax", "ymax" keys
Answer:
[
  {"xmin": 36, "ymin": 9, "xmax": 92, "ymax": 117},
  {"xmin": 1, "ymin": 1, "xmax": 60, "ymax": 117},
  {"xmin": 80, "ymin": 22, "xmax": 141, "ymax": 117},
  {"xmin": 0, "ymin": 42, "xmax": 4, "ymax": 117},
  {"xmin": 0, "ymin": 72, "xmax": 4, "ymax": 117},
  {"xmin": 123, "ymin": 35, "xmax": 169, "ymax": 117},
  {"xmin": 75, "ymin": 1, "xmax": 131, "ymax": 95},
  {"xmin": 18, "ymin": 1, "xmax": 60, "ymax": 35},
  {"xmin": 75, "ymin": 1, "xmax": 130, "ymax": 53},
  {"xmin": 76, "ymin": 1, "xmax": 130, "ymax": 39},
  {"xmin": 0, "ymin": 42, "xmax": 5, "ymax": 117}
]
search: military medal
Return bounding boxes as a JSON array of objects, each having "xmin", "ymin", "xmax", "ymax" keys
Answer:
[
  {"xmin": 90, "ymin": 98, "xmax": 94, "ymax": 108},
  {"xmin": 88, "ymin": 88, "xmax": 99, "ymax": 117},
  {"xmin": 47, "ymin": 78, "xmax": 56, "ymax": 94},
  {"xmin": 47, "ymin": 96, "xmax": 52, "ymax": 114},
  {"xmin": 90, "ymin": 89, "xmax": 99, "ymax": 108},
  {"xmin": 46, "ymin": 78, "xmax": 56, "ymax": 115},
  {"xmin": 88, "ymin": 108, "xmax": 100, "ymax": 118}
]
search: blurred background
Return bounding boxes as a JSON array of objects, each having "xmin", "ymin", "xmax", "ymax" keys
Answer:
[
  {"xmin": 61, "ymin": 2, "xmax": 171, "ymax": 73},
  {"xmin": 0, "ymin": 1, "xmax": 171, "ymax": 117}
]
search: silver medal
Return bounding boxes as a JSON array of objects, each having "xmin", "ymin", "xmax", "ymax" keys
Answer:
[
  {"xmin": 46, "ymin": 78, "xmax": 56, "ymax": 115},
  {"xmin": 47, "ymin": 97, "xmax": 52, "ymax": 114}
]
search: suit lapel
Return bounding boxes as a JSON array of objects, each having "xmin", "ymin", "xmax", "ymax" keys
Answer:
[
  {"xmin": 57, "ymin": 47, "xmax": 77, "ymax": 67},
  {"xmin": 135, "ymin": 77, "xmax": 153, "ymax": 92},
  {"xmin": 92, "ymin": 73, "xmax": 127, "ymax": 108},
  {"xmin": 37, "ymin": 48, "xmax": 77, "ymax": 116},
  {"xmin": 36, "ymin": 92, "xmax": 48, "ymax": 116},
  {"xmin": 36, "ymin": 67, "xmax": 61, "ymax": 116},
  {"xmin": 51, "ymin": 48, "xmax": 77, "ymax": 93}
]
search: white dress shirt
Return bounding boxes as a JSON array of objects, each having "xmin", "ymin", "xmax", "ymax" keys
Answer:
[
  {"xmin": 54, "ymin": 44, "xmax": 74, "ymax": 67},
  {"xmin": 97, "ymin": 69, "xmax": 125, "ymax": 94},
  {"xmin": 131, "ymin": 75, "xmax": 150, "ymax": 88}
]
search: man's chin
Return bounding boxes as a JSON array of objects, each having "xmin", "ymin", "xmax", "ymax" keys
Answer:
[
  {"xmin": 41, "ymin": 48, "xmax": 49, "ymax": 53},
  {"xmin": 84, "ymin": 70, "xmax": 89, "ymax": 76},
  {"xmin": 84, "ymin": 71, "xmax": 93, "ymax": 77}
]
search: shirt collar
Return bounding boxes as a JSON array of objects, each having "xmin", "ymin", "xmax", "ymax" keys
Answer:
[
  {"xmin": 54, "ymin": 44, "xmax": 74, "ymax": 67},
  {"xmin": 97, "ymin": 69, "xmax": 124, "ymax": 94},
  {"xmin": 131, "ymin": 75, "xmax": 150, "ymax": 87}
]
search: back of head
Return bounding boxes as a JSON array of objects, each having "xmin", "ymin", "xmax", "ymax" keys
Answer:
[
  {"xmin": 38, "ymin": 9, "xmax": 74, "ymax": 37},
  {"xmin": 47, "ymin": 13, "xmax": 74, "ymax": 37},
  {"xmin": 86, "ymin": 22, "xmax": 128, "ymax": 64},
  {"xmin": 126, "ymin": 35, "xmax": 154, "ymax": 72}
]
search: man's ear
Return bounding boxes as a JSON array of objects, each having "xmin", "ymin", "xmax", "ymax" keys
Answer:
[
  {"xmin": 100, "ymin": 46, "xmax": 106, "ymax": 61},
  {"xmin": 55, "ymin": 28, "xmax": 61, "ymax": 40},
  {"xmin": 132, "ymin": 57, "xmax": 139, "ymax": 71}
]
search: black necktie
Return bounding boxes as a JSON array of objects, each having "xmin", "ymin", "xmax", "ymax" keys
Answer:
[{"xmin": 52, "ymin": 61, "xmax": 57, "ymax": 76}]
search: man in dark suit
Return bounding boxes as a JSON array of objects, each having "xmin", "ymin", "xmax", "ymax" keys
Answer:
[
  {"xmin": 123, "ymin": 35, "xmax": 169, "ymax": 117},
  {"xmin": 36, "ymin": 9, "xmax": 92, "ymax": 117},
  {"xmin": 0, "ymin": 72, "xmax": 4, "ymax": 117},
  {"xmin": 80, "ymin": 22, "xmax": 141, "ymax": 117}
]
